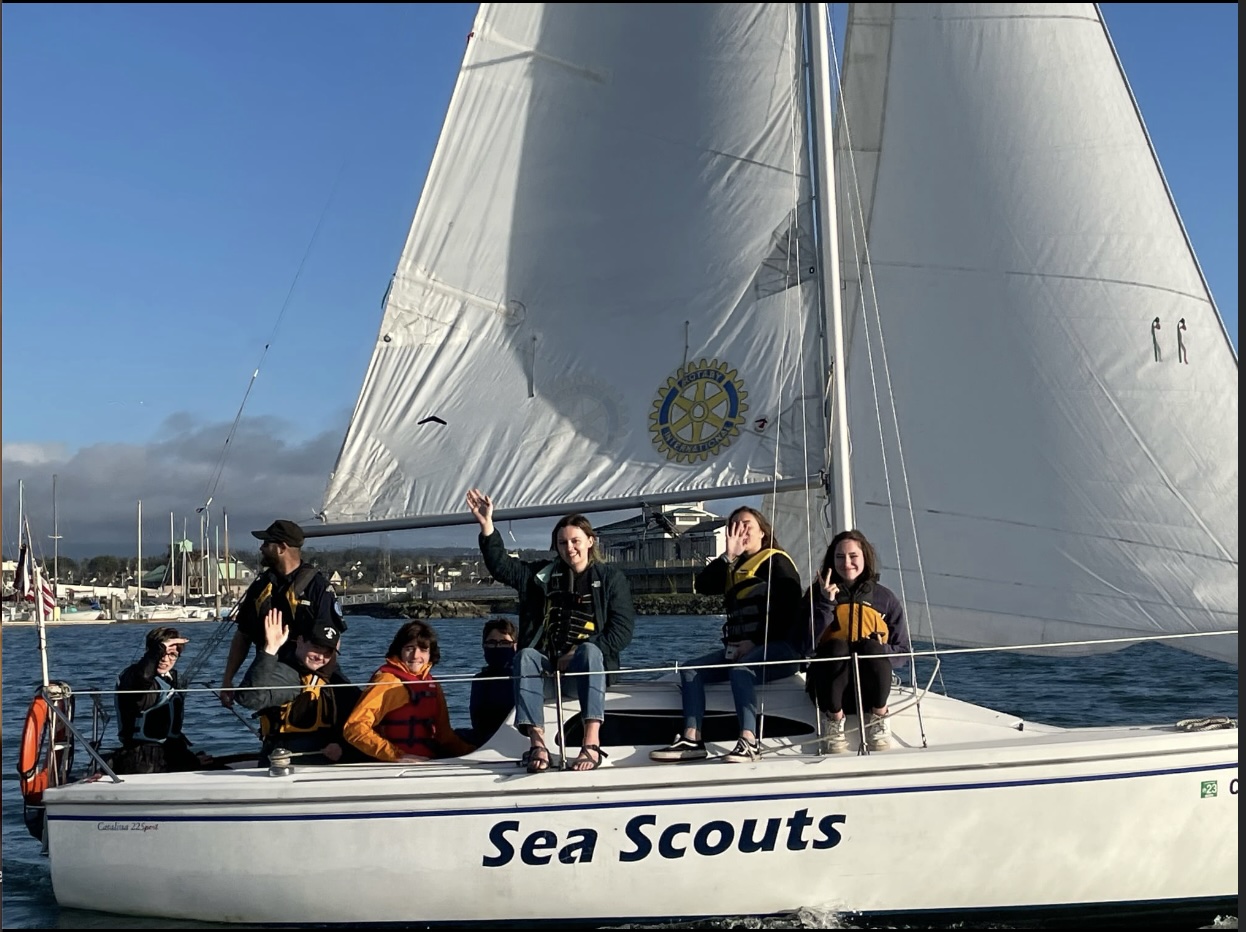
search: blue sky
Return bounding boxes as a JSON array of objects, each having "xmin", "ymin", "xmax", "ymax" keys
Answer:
[{"xmin": 2, "ymin": 3, "xmax": 1238, "ymax": 559}]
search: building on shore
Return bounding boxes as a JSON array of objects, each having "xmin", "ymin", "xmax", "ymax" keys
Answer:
[{"xmin": 594, "ymin": 504, "xmax": 727, "ymax": 595}]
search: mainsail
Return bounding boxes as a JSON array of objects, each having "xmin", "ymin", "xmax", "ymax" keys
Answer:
[
  {"xmin": 782, "ymin": 3, "xmax": 1237, "ymax": 663},
  {"xmin": 322, "ymin": 4, "xmax": 826, "ymax": 527},
  {"xmin": 323, "ymin": 3, "xmax": 1236, "ymax": 664}
]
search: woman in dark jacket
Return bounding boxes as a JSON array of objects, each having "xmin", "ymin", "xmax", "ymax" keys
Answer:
[
  {"xmin": 805, "ymin": 529, "xmax": 911, "ymax": 753},
  {"xmin": 650, "ymin": 506, "xmax": 804, "ymax": 765},
  {"xmin": 466, "ymin": 488, "xmax": 634, "ymax": 773}
]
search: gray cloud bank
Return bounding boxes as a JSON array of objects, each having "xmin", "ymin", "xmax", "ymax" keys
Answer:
[
  {"xmin": 4, "ymin": 413, "xmax": 747, "ymax": 564},
  {"xmin": 2, "ymin": 414, "xmax": 493, "ymax": 561}
]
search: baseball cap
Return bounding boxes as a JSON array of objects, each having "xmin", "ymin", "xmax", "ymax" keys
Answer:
[
  {"xmin": 251, "ymin": 519, "xmax": 305, "ymax": 548},
  {"xmin": 305, "ymin": 623, "xmax": 342, "ymax": 653}
]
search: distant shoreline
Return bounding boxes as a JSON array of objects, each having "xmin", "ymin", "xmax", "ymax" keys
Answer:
[{"xmin": 344, "ymin": 593, "xmax": 724, "ymax": 619}]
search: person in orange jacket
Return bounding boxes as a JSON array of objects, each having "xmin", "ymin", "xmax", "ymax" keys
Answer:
[{"xmin": 343, "ymin": 621, "xmax": 475, "ymax": 762}]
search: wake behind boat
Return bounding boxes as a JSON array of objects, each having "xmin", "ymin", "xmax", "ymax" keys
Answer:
[{"xmin": 18, "ymin": 2, "xmax": 1236, "ymax": 926}]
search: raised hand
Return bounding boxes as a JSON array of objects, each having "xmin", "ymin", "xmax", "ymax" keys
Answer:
[
  {"xmin": 465, "ymin": 488, "xmax": 495, "ymax": 536},
  {"xmin": 261, "ymin": 608, "xmax": 289, "ymax": 655},
  {"xmin": 818, "ymin": 568, "xmax": 840, "ymax": 602},
  {"xmin": 724, "ymin": 520, "xmax": 748, "ymax": 561}
]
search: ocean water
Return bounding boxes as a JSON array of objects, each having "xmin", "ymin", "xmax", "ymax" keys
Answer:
[{"xmin": 1, "ymin": 614, "xmax": 1238, "ymax": 929}]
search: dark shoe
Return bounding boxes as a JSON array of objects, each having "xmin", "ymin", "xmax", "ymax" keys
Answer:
[
  {"xmin": 723, "ymin": 737, "xmax": 760, "ymax": 763},
  {"xmin": 521, "ymin": 746, "xmax": 551, "ymax": 773},
  {"xmin": 650, "ymin": 735, "xmax": 708, "ymax": 762},
  {"xmin": 569, "ymin": 745, "xmax": 608, "ymax": 771}
]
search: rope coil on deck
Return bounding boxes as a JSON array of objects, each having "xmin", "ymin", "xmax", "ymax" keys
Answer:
[{"xmin": 1175, "ymin": 716, "xmax": 1237, "ymax": 732}]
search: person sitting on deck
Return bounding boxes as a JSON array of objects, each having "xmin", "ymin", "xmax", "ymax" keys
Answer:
[
  {"xmin": 803, "ymin": 529, "xmax": 911, "ymax": 753},
  {"xmin": 111, "ymin": 626, "xmax": 215, "ymax": 774},
  {"xmin": 343, "ymin": 620, "xmax": 476, "ymax": 762},
  {"xmin": 458, "ymin": 617, "xmax": 518, "ymax": 746},
  {"xmin": 650, "ymin": 506, "xmax": 805, "ymax": 765},
  {"xmin": 236, "ymin": 609, "xmax": 361, "ymax": 766},
  {"xmin": 466, "ymin": 488, "xmax": 635, "ymax": 774}
]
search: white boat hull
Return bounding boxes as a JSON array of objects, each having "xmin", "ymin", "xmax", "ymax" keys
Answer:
[{"xmin": 42, "ymin": 683, "xmax": 1237, "ymax": 924}]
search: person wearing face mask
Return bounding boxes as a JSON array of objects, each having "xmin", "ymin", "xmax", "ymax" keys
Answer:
[
  {"xmin": 459, "ymin": 617, "xmax": 518, "ymax": 747},
  {"xmin": 805, "ymin": 529, "xmax": 911, "ymax": 753},
  {"xmin": 110, "ymin": 626, "xmax": 214, "ymax": 774},
  {"xmin": 651, "ymin": 506, "xmax": 805, "ymax": 765},
  {"xmin": 343, "ymin": 621, "xmax": 475, "ymax": 763},
  {"xmin": 466, "ymin": 488, "xmax": 635, "ymax": 774},
  {"xmin": 236, "ymin": 609, "xmax": 362, "ymax": 766}
]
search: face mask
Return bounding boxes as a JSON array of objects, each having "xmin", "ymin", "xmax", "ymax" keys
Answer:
[{"xmin": 483, "ymin": 646, "xmax": 514, "ymax": 669}]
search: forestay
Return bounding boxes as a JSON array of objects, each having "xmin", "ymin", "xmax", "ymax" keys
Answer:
[
  {"xmin": 322, "ymin": 4, "xmax": 826, "ymax": 525},
  {"xmin": 773, "ymin": 4, "xmax": 1238, "ymax": 664}
]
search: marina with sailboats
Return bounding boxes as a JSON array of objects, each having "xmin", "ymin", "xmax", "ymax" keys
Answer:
[{"xmin": 2, "ymin": 2, "xmax": 1236, "ymax": 928}]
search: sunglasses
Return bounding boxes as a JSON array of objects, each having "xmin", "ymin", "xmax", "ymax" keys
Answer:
[{"xmin": 483, "ymin": 638, "xmax": 515, "ymax": 647}]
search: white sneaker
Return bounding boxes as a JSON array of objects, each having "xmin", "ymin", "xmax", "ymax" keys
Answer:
[
  {"xmin": 822, "ymin": 715, "xmax": 849, "ymax": 753},
  {"xmin": 866, "ymin": 712, "xmax": 891, "ymax": 751}
]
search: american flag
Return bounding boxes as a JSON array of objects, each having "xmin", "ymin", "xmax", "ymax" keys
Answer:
[{"xmin": 16, "ymin": 524, "xmax": 57, "ymax": 618}]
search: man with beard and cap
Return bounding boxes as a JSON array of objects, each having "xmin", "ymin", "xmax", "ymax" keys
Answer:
[
  {"xmin": 236, "ymin": 609, "xmax": 361, "ymax": 766},
  {"xmin": 219, "ymin": 519, "xmax": 344, "ymax": 708}
]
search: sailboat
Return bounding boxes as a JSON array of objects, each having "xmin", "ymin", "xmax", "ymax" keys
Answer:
[{"xmin": 26, "ymin": 3, "xmax": 1236, "ymax": 926}]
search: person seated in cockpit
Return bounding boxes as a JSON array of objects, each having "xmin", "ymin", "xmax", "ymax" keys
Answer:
[{"xmin": 111, "ymin": 626, "xmax": 215, "ymax": 774}]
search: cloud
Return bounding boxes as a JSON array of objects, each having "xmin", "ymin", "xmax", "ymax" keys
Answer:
[
  {"xmin": 3, "ymin": 413, "xmax": 749, "ymax": 562},
  {"xmin": 4, "ymin": 441, "xmax": 71, "ymax": 468},
  {"xmin": 2, "ymin": 412, "xmax": 555, "ymax": 559},
  {"xmin": 3, "ymin": 415, "xmax": 347, "ymax": 558}
]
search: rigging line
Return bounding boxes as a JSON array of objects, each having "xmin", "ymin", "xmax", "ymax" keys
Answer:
[
  {"xmin": 829, "ymin": 7, "xmax": 940, "ymax": 744},
  {"xmin": 179, "ymin": 615, "xmax": 243, "ymax": 687},
  {"xmin": 756, "ymin": 2, "xmax": 810, "ymax": 744},
  {"xmin": 831, "ymin": 7, "xmax": 942, "ymax": 699},
  {"xmin": 199, "ymin": 158, "xmax": 351, "ymax": 509}
]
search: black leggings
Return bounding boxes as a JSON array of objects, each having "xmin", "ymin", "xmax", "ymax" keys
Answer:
[{"xmin": 806, "ymin": 637, "xmax": 892, "ymax": 714}]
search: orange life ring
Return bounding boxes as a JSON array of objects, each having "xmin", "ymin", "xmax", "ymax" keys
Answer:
[
  {"xmin": 18, "ymin": 694, "xmax": 53, "ymax": 803},
  {"xmin": 18, "ymin": 688, "xmax": 73, "ymax": 805}
]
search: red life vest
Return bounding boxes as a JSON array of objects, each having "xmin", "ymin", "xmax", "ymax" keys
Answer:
[{"xmin": 374, "ymin": 661, "xmax": 441, "ymax": 757}]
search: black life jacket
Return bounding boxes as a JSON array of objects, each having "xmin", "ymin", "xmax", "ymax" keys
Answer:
[
  {"xmin": 251, "ymin": 564, "xmax": 320, "ymax": 632},
  {"xmin": 116, "ymin": 672, "xmax": 184, "ymax": 745},
  {"xmin": 541, "ymin": 565, "xmax": 596, "ymax": 655},
  {"xmin": 722, "ymin": 548, "xmax": 785, "ymax": 643}
]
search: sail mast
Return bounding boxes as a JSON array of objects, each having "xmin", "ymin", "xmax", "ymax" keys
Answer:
[{"xmin": 806, "ymin": 2, "xmax": 852, "ymax": 530}]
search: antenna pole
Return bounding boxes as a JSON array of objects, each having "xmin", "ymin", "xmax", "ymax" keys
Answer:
[{"xmin": 50, "ymin": 474, "xmax": 61, "ymax": 615}]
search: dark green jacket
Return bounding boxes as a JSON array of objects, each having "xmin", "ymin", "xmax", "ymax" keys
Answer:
[{"xmin": 478, "ymin": 530, "xmax": 635, "ymax": 672}]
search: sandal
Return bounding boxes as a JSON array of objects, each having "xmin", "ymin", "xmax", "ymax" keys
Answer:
[
  {"xmin": 569, "ymin": 745, "xmax": 608, "ymax": 772},
  {"xmin": 521, "ymin": 746, "xmax": 550, "ymax": 773}
]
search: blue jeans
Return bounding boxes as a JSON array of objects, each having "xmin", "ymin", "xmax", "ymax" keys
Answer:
[
  {"xmin": 679, "ymin": 641, "xmax": 802, "ymax": 735},
  {"xmin": 513, "ymin": 643, "xmax": 606, "ymax": 729}
]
